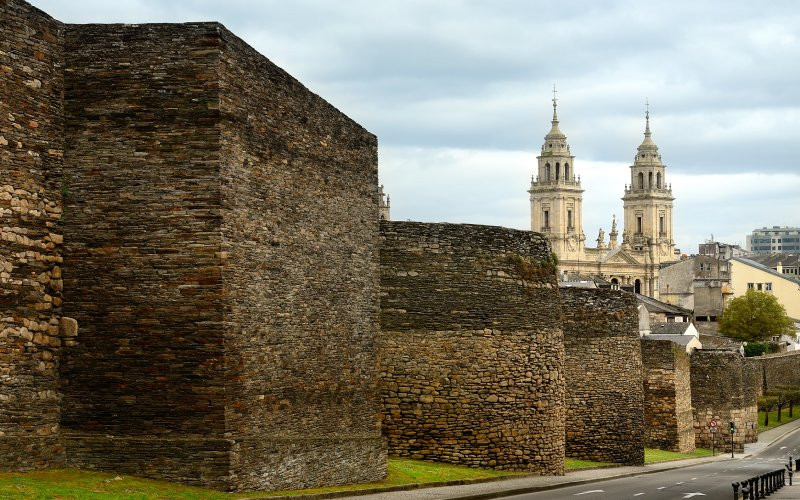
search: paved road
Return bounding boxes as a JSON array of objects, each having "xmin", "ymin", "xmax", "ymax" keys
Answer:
[{"xmin": 500, "ymin": 432, "xmax": 800, "ymax": 499}]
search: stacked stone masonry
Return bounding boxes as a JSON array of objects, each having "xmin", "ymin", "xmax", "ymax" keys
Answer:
[
  {"xmin": 690, "ymin": 350, "xmax": 758, "ymax": 453},
  {"xmin": 641, "ymin": 339, "xmax": 695, "ymax": 453},
  {"xmin": 561, "ymin": 287, "xmax": 645, "ymax": 465},
  {"xmin": 1, "ymin": 0, "xmax": 384, "ymax": 491},
  {"xmin": 0, "ymin": 0, "xmax": 66, "ymax": 470},
  {"xmin": 750, "ymin": 351, "xmax": 800, "ymax": 394},
  {"xmin": 379, "ymin": 221, "xmax": 565, "ymax": 475}
]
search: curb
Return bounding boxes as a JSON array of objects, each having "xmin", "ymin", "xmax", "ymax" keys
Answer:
[
  {"xmin": 245, "ymin": 473, "xmax": 536, "ymax": 500},
  {"xmin": 447, "ymin": 456, "xmax": 734, "ymax": 500},
  {"xmin": 250, "ymin": 455, "xmax": 730, "ymax": 500},
  {"xmin": 743, "ymin": 419, "xmax": 800, "ymax": 458}
]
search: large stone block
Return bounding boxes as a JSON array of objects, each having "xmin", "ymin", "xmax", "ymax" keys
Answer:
[
  {"xmin": 379, "ymin": 221, "xmax": 565, "ymax": 475},
  {"xmin": 690, "ymin": 350, "xmax": 758, "ymax": 453},
  {"xmin": 641, "ymin": 338, "xmax": 694, "ymax": 453},
  {"xmin": 50, "ymin": 18, "xmax": 382, "ymax": 492},
  {"xmin": 561, "ymin": 287, "xmax": 645, "ymax": 465},
  {"xmin": 0, "ymin": 0, "xmax": 65, "ymax": 470}
]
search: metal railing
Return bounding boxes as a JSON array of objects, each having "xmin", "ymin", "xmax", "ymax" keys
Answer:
[{"xmin": 732, "ymin": 459, "xmax": 793, "ymax": 499}]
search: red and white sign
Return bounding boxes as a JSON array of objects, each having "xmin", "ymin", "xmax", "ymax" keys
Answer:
[{"xmin": 709, "ymin": 419, "xmax": 718, "ymax": 428}]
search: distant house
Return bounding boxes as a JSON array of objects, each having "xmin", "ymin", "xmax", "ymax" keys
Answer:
[
  {"xmin": 729, "ymin": 257, "xmax": 800, "ymax": 324},
  {"xmin": 643, "ymin": 334, "xmax": 702, "ymax": 354},
  {"xmin": 636, "ymin": 293, "xmax": 693, "ymax": 324},
  {"xmin": 650, "ymin": 322, "xmax": 699, "ymax": 337}
]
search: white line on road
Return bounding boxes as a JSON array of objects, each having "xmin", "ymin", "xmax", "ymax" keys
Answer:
[
  {"xmin": 633, "ymin": 494, "xmax": 645, "ymax": 497},
  {"xmin": 691, "ymin": 477, "xmax": 697, "ymax": 480},
  {"xmin": 682, "ymin": 494, "xmax": 706, "ymax": 498},
  {"xmin": 573, "ymin": 490, "xmax": 604, "ymax": 496},
  {"xmin": 657, "ymin": 486, "xmax": 666, "ymax": 490},
  {"xmin": 676, "ymin": 481, "xmax": 684, "ymax": 485}
]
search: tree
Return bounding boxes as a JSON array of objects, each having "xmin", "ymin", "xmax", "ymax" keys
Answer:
[
  {"xmin": 718, "ymin": 289, "xmax": 795, "ymax": 342},
  {"xmin": 766, "ymin": 389, "xmax": 790, "ymax": 422},
  {"xmin": 758, "ymin": 395, "xmax": 779, "ymax": 427},
  {"xmin": 777, "ymin": 386, "xmax": 800, "ymax": 419}
]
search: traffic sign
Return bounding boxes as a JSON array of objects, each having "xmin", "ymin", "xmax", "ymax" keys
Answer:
[{"xmin": 709, "ymin": 419, "xmax": 718, "ymax": 428}]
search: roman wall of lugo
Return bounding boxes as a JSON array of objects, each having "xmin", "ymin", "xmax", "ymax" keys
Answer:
[{"xmin": 2, "ymin": 0, "xmax": 793, "ymax": 492}]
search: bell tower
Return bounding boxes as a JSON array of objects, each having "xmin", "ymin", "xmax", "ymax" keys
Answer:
[
  {"xmin": 529, "ymin": 88, "xmax": 585, "ymax": 261},
  {"xmin": 622, "ymin": 104, "xmax": 675, "ymax": 264}
]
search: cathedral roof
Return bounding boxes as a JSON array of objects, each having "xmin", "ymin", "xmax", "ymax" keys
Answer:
[
  {"xmin": 634, "ymin": 108, "xmax": 663, "ymax": 166},
  {"xmin": 545, "ymin": 98, "xmax": 566, "ymax": 140}
]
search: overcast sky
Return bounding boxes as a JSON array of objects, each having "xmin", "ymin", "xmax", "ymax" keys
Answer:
[{"xmin": 33, "ymin": 0, "xmax": 800, "ymax": 254}]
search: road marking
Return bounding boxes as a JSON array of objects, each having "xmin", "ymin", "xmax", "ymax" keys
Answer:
[
  {"xmin": 682, "ymin": 494, "xmax": 706, "ymax": 498},
  {"xmin": 573, "ymin": 490, "xmax": 604, "ymax": 496},
  {"xmin": 657, "ymin": 486, "xmax": 666, "ymax": 490},
  {"xmin": 691, "ymin": 477, "xmax": 697, "ymax": 480},
  {"xmin": 633, "ymin": 494, "xmax": 645, "ymax": 497},
  {"xmin": 781, "ymin": 446, "xmax": 787, "ymax": 450},
  {"xmin": 676, "ymin": 481, "xmax": 684, "ymax": 484}
]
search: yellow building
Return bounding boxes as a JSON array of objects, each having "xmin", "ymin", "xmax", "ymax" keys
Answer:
[
  {"xmin": 529, "ymin": 95, "xmax": 678, "ymax": 297},
  {"xmin": 730, "ymin": 257, "xmax": 800, "ymax": 320}
]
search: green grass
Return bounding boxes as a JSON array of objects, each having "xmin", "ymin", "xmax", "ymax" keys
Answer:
[
  {"xmin": 0, "ymin": 458, "xmax": 518, "ymax": 499},
  {"xmin": 565, "ymin": 458, "xmax": 615, "ymax": 470},
  {"xmin": 645, "ymin": 448, "xmax": 713, "ymax": 464},
  {"xmin": 758, "ymin": 406, "xmax": 800, "ymax": 432}
]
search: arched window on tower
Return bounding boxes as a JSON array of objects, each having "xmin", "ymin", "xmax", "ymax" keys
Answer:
[
  {"xmin": 638, "ymin": 172, "xmax": 644, "ymax": 189},
  {"xmin": 555, "ymin": 162, "xmax": 560, "ymax": 180},
  {"xmin": 634, "ymin": 279, "xmax": 641, "ymax": 294},
  {"xmin": 648, "ymin": 172, "xmax": 653, "ymax": 189},
  {"xmin": 545, "ymin": 163, "xmax": 551, "ymax": 181},
  {"xmin": 657, "ymin": 172, "xmax": 662, "ymax": 189},
  {"xmin": 565, "ymin": 163, "xmax": 570, "ymax": 180}
]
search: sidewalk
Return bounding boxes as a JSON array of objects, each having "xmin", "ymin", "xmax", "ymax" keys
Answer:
[{"xmin": 743, "ymin": 416, "xmax": 800, "ymax": 457}]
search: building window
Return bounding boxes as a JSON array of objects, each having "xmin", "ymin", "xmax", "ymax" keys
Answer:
[
  {"xmin": 637, "ymin": 216, "xmax": 643, "ymax": 235},
  {"xmin": 565, "ymin": 163, "xmax": 570, "ymax": 180},
  {"xmin": 543, "ymin": 210, "xmax": 549, "ymax": 230},
  {"xmin": 545, "ymin": 163, "xmax": 551, "ymax": 181},
  {"xmin": 657, "ymin": 172, "xmax": 662, "ymax": 188},
  {"xmin": 766, "ymin": 282, "xmax": 772, "ymax": 291},
  {"xmin": 567, "ymin": 209, "xmax": 573, "ymax": 230},
  {"xmin": 648, "ymin": 171, "xmax": 653, "ymax": 188},
  {"xmin": 638, "ymin": 172, "xmax": 644, "ymax": 189},
  {"xmin": 757, "ymin": 283, "xmax": 763, "ymax": 291},
  {"xmin": 555, "ymin": 162, "xmax": 560, "ymax": 180},
  {"xmin": 659, "ymin": 216, "xmax": 665, "ymax": 235},
  {"xmin": 747, "ymin": 283, "xmax": 754, "ymax": 289}
]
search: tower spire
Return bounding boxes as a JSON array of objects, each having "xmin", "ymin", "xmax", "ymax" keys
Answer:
[
  {"xmin": 644, "ymin": 98, "xmax": 651, "ymax": 137},
  {"xmin": 552, "ymin": 84, "xmax": 559, "ymax": 124}
]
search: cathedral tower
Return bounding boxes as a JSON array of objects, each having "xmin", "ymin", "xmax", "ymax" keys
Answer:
[
  {"xmin": 529, "ymin": 91, "xmax": 585, "ymax": 260},
  {"xmin": 622, "ymin": 107, "xmax": 675, "ymax": 263}
]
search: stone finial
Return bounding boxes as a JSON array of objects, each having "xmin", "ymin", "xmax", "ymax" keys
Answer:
[{"xmin": 609, "ymin": 215, "xmax": 619, "ymax": 250}]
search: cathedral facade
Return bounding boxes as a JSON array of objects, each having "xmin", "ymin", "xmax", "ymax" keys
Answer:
[{"xmin": 529, "ymin": 96, "xmax": 677, "ymax": 298}]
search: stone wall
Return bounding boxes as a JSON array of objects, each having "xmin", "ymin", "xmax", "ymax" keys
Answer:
[
  {"xmin": 58, "ymin": 23, "xmax": 231, "ymax": 488},
  {"xmin": 217, "ymin": 27, "xmax": 384, "ymax": 491},
  {"xmin": 641, "ymin": 339, "xmax": 694, "ymax": 453},
  {"xmin": 379, "ymin": 221, "xmax": 565, "ymax": 475},
  {"xmin": 561, "ymin": 287, "xmax": 644, "ymax": 465},
  {"xmin": 54, "ymin": 21, "xmax": 382, "ymax": 491},
  {"xmin": 690, "ymin": 350, "xmax": 758, "ymax": 452},
  {"xmin": 0, "ymin": 0, "xmax": 66, "ymax": 470},
  {"xmin": 750, "ymin": 351, "xmax": 800, "ymax": 393}
]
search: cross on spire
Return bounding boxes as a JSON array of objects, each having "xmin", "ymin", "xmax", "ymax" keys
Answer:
[
  {"xmin": 644, "ymin": 98, "xmax": 651, "ymax": 136},
  {"xmin": 551, "ymin": 84, "xmax": 559, "ymax": 123}
]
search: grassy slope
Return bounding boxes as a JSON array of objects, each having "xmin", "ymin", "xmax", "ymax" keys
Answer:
[
  {"xmin": 0, "ymin": 459, "xmax": 517, "ymax": 499},
  {"xmin": 0, "ymin": 449, "xmax": 718, "ymax": 498},
  {"xmin": 758, "ymin": 407, "xmax": 800, "ymax": 432}
]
